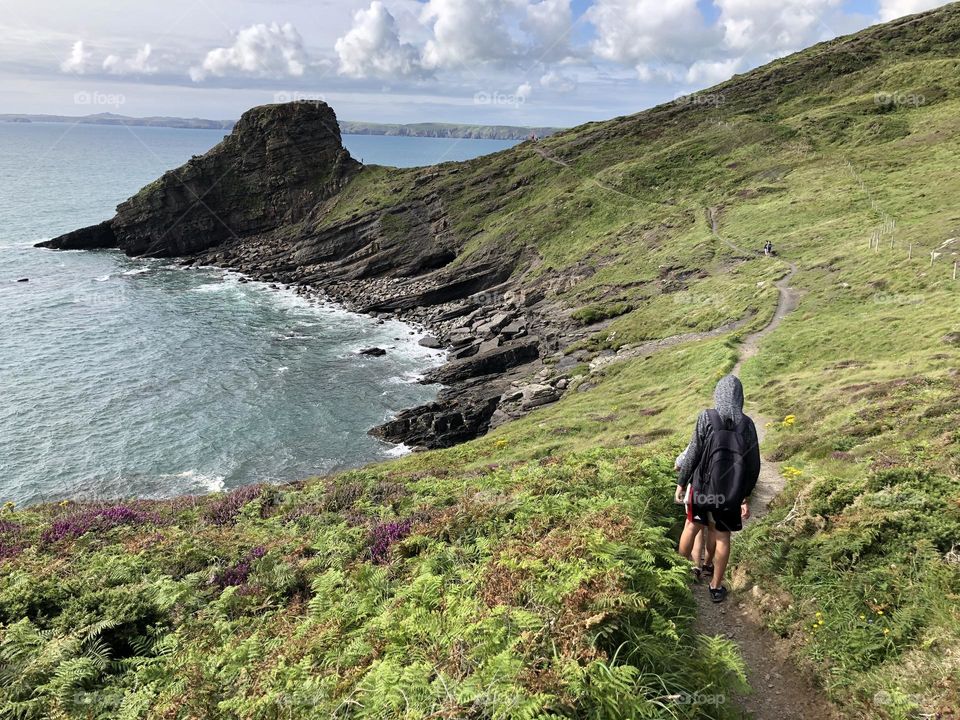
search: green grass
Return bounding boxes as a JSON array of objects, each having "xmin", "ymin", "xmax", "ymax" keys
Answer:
[
  {"xmin": 0, "ymin": 453, "xmax": 748, "ymax": 719},
  {"xmin": 4, "ymin": 5, "xmax": 960, "ymax": 718}
]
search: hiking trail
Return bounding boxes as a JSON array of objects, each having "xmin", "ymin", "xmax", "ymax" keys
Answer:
[
  {"xmin": 533, "ymin": 150, "xmax": 835, "ymax": 718},
  {"xmin": 693, "ymin": 211, "xmax": 837, "ymax": 720}
]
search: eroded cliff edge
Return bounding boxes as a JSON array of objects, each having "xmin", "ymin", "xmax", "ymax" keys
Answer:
[{"xmin": 39, "ymin": 101, "xmax": 580, "ymax": 449}]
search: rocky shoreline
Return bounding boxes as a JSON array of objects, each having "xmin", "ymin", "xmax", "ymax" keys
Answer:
[
  {"xmin": 182, "ymin": 256, "xmax": 585, "ymax": 451},
  {"xmin": 38, "ymin": 101, "xmax": 593, "ymax": 450}
]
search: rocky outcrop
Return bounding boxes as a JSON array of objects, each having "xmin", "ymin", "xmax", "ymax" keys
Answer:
[
  {"xmin": 40, "ymin": 220, "xmax": 117, "ymax": 250},
  {"xmin": 39, "ymin": 102, "xmax": 360, "ymax": 256},
  {"xmin": 36, "ymin": 100, "xmax": 581, "ymax": 450}
]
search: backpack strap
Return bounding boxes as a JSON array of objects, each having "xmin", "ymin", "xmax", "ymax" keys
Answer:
[{"xmin": 705, "ymin": 408, "xmax": 729, "ymax": 432}]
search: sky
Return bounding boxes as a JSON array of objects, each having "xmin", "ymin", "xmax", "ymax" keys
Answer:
[{"xmin": 0, "ymin": 0, "xmax": 951, "ymax": 127}]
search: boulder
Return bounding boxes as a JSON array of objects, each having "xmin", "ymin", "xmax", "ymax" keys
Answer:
[
  {"xmin": 452, "ymin": 343, "xmax": 481, "ymax": 360},
  {"xmin": 521, "ymin": 384, "xmax": 559, "ymax": 410},
  {"xmin": 418, "ymin": 335, "xmax": 443, "ymax": 349},
  {"xmin": 500, "ymin": 321, "xmax": 526, "ymax": 339},
  {"xmin": 449, "ymin": 331, "xmax": 476, "ymax": 348},
  {"xmin": 478, "ymin": 338, "xmax": 502, "ymax": 354},
  {"xmin": 424, "ymin": 339, "xmax": 540, "ymax": 384},
  {"xmin": 360, "ymin": 347, "xmax": 387, "ymax": 357}
]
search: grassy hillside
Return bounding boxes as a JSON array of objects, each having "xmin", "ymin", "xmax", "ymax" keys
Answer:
[{"xmin": 3, "ymin": 4, "xmax": 960, "ymax": 719}]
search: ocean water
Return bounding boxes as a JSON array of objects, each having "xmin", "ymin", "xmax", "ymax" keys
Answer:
[
  {"xmin": 0, "ymin": 122, "xmax": 512, "ymax": 505},
  {"xmin": 343, "ymin": 133, "xmax": 516, "ymax": 167}
]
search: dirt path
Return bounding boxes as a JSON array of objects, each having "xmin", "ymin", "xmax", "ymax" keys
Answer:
[
  {"xmin": 533, "ymin": 152, "xmax": 835, "ymax": 718},
  {"xmin": 692, "ymin": 213, "xmax": 838, "ymax": 720}
]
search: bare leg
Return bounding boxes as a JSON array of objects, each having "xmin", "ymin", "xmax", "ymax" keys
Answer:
[
  {"xmin": 692, "ymin": 530, "xmax": 705, "ymax": 567},
  {"xmin": 678, "ymin": 520, "xmax": 703, "ymax": 561},
  {"xmin": 710, "ymin": 531, "xmax": 732, "ymax": 589},
  {"xmin": 705, "ymin": 523, "xmax": 717, "ymax": 565}
]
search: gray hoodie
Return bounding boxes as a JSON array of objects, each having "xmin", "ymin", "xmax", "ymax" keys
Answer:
[{"xmin": 677, "ymin": 375, "xmax": 760, "ymax": 498}]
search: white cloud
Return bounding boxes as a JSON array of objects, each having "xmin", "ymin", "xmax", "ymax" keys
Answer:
[
  {"xmin": 685, "ymin": 57, "xmax": 741, "ymax": 85},
  {"xmin": 516, "ymin": 81, "xmax": 533, "ymax": 100},
  {"xmin": 523, "ymin": 0, "xmax": 574, "ymax": 62},
  {"xmin": 190, "ymin": 22, "xmax": 308, "ymax": 82},
  {"xmin": 103, "ymin": 44, "xmax": 157, "ymax": 75},
  {"xmin": 540, "ymin": 69, "xmax": 576, "ymax": 92},
  {"xmin": 587, "ymin": 0, "xmax": 717, "ymax": 76},
  {"xmin": 60, "ymin": 40, "xmax": 92, "ymax": 74},
  {"xmin": 420, "ymin": 0, "xmax": 517, "ymax": 69},
  {"xmin": 335, "ymin": 2, "xmax": 424, "ymax": 78},
  {"xmin": 878, "ymin": 0, "xmax": 948, "ymax": 21},
  {"xmin": 714, "ymin": 0, "xmax": 841, "ymax": 56}
]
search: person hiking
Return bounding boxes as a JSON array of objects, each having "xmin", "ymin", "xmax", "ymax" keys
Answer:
[
  {"xmin": 675, "ymin": 375, "xmax": 761, "ymax": 603},
  {"xmin": 674, "ymin": 447, "xmax": 715, "ymax": 581},
  {"xmin": 763, "ymin": 240, "xmax": 774, "ymax": 256}
]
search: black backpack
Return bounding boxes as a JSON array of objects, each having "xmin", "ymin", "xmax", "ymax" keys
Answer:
[{"xmin": 693, "ymin": 409, "xmax": 752, "ymax": 510}]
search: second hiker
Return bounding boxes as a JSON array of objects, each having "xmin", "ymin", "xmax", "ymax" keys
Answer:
[{"xmin": 676, "ymin": 375, "xmax": 761, "ymax": 603}]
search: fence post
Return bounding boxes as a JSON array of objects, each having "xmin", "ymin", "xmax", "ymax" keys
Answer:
[{"xmin": 908, "ymin": 243, "xmax": 913, "ymax": 260}]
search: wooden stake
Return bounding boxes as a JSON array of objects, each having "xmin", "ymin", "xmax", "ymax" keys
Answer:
[
  {"xmin": 908, "ymin": 243, "xmax": 913, "ymax": 259},
  {"xmin": 954, "ymin": 261, "xmax": 958, "ymax": 280}
]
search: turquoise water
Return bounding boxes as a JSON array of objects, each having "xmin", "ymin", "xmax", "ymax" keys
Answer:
[{"xmin": 0, "ymin": 122, "xmax": 510, "ymax": 505}]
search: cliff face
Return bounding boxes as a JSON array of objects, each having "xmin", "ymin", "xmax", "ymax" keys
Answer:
[{"xmin": 38, "ymin": 102, "xmax": 360, "ymax": 256}]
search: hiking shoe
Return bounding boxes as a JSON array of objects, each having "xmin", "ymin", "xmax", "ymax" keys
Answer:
[
  {"xmin": 690, "ymin": 566, "xmax": 702, "ymax": 583},
  {"xmin": 702, "ymin": 563, "xmax": 714, "ymax": 577},
  {"xmin": 709, "ymin": 585, "xmax": 727, "ymax": 603}
]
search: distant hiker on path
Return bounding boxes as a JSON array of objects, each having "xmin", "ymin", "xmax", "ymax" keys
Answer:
[
  {"xmin": 675, "ymin": 375, "xmax": 761, "ymax": 603},
  {"xmin": 763, "ymin": 241, "xmax": 774, "ymax": 256}
]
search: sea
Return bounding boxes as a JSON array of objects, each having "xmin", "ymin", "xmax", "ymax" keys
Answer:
[{"xmin": 0, "ymin": 122, "xmax": 517, "ymax": 505}]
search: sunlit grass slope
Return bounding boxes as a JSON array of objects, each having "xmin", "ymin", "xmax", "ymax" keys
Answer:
[{"xmin": 3, "ymin": 5, "xmax": 960, "ymax": 719}]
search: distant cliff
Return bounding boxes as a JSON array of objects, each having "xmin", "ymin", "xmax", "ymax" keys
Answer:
[
  {"xmin": 339, "ymin": 121, "xmax": 558, "ymax": 140},
  {"xmin": 0, "ymin": 112, "xmax": 234, "ymax": 130},
  {"xmin": 2, "ymin": 113, "xmax": 559, "ymax": 139}
]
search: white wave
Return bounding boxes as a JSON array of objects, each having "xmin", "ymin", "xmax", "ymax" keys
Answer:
[
  {"xmin": 276, "ymin": 366, "xmax": 289, "ymax": 375},
  {"xmin": 387, "ymin": 369, "xmax": 426, "ymax": 385},
  {"xmin": 191, "ymin": 282, "xmax": 231, "ymax": 294},
  {"xmin": 173, "ymin": 470, "xmax": 226, "ymax": 493},
  {"xmin": 382, "ymin": 442, "xmax": 412, "ymax": 458},
  {"xmin": 204, "ymin": 475, "xmax": 226, "ymax": 492},
  {"xmin": 123, "ymin": 268, "xmax": 150, "ymax": 276},
  {"xmin": 96, "ymin": 274, "xmax": 111, "ymax": 282}
]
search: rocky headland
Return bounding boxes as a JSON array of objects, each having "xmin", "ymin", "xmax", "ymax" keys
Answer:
[{"xmin": 39, "ymin": 101, "xmax": 590, "ymax": 449}]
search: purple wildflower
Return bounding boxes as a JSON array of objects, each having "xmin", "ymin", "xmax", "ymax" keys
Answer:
[
  {"xmin": 41, "ymin": 505, "xmax": 163, "ymax": 544},
  {"xmin": 203, "ymin": 484, "xmax": 267, "ymax": 526},
  {"xmin": 0, "ymin": 520, "xmax": 24, "ymax": 560},
  {"xmin": 369, "ymin": 519, "xmax": 413, "ymax": 564},
  {"xmin": 210, "ymin": 546, "xmax": 267, "ymax": 588}
]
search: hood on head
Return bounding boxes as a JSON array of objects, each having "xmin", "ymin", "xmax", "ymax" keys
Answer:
[{"xmin": 714, "ymin": 374, "xmax": 745, "ymax": 423}]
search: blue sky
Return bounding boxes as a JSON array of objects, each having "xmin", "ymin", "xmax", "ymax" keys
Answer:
[{"xmin": 0, "ymin": 0, "xmax": 950, "ymax": 126}]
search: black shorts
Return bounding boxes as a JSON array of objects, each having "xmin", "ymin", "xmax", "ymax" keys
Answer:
[{"xmin": 689, "ymin": 504, "xmax": 742, "ymax": 533}]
